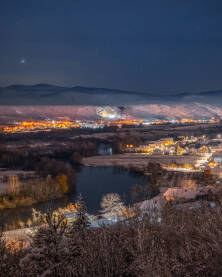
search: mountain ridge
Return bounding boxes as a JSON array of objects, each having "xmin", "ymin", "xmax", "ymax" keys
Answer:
[
  {"xmin": 1, "ymin": 102, "xmax": 222, "ymax": 123},
  {"xmin": 0, "ymin": 84, "xmax": 222, "ymax": 106}
]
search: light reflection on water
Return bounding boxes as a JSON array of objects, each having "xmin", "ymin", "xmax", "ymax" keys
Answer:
[{"xmin": 0, "ymin": 167, "xmax": 147, "ymax": 230}]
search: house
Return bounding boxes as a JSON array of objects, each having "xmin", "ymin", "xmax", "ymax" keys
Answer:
[{"xmin": 208, "ymin": 160, "xmax": 218, "ymax": 168}]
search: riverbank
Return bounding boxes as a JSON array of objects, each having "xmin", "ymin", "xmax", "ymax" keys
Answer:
[
  {"xmin": 3, "ymin": 181, "xmax": 221, "ymax": 241},
  {"xmin": 82, "ymin": 153, "xmax": 198, "ymax": 170},
  {"xmin": 1, "ymin": 162, "xmax": 220, "ymax": 235},
  {"xmin": 0, "ymin": 167, "xmax": 147, "ymax": 231}
]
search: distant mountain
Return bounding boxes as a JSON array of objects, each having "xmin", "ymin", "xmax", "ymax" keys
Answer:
[
  {"xmin": 0, "ymin": 84, "xmax": 151, "ymax": 105},
  {"xmin": 1, "ymin": 84, "xmax": 222, "ymax": 122},
  {"xmin": 1, "ymin": 103, "xmax": 222, "ymax": 123},
  {"xmin": 0, "ymin": 84, "xmax": 222, "ymax": 106}
]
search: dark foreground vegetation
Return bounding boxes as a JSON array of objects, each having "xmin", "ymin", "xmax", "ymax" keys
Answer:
[{"xmin": 2, "ymin": 199, "xmax": 222, "ymax": 277}]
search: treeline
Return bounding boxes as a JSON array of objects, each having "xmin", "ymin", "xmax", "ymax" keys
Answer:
[
  {"xmin": 111, "ymin": 131, "xmax": 143, "ymax": 153},
  {"xmin": 131, "ymin": 163, "xmax": 163, "ymax": 202},
  {"xmin": 0, "ymin": 142, "xmax": 92, "ymax": 207},
  {"xmin": 51, "ymin": 141, "xmax": 97, "ymax": 162},
  {"xmin": 2, "ymin": 199, "xmax": 222, "ymax": 276},
  {"xmin": 0, "ymin": 140, "xmax": 97, "ymax": 172},
  {"xmin": 0, "ymin": 126, "xmax": 117, "ymax": 143}
]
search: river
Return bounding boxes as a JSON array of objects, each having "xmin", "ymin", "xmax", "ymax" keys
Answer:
[{"xmin": 0, "ymin": 166, "xmax": 148, "ymax": 230}]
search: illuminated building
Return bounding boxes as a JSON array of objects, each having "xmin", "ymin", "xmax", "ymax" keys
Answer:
[
  {"xmin": 208, "ymin": 160, "xmax": 218, "ymax": 168},
  {"xmin": 197, "ymin": 146, "xmax": 209, "ymax": 154},
  {"xmin": 96, "ymin": 107, "xmax": 121, "ymax": 120},
  {"xmin": 163, "ymin": 138, "xmax": 175, "ymax": 146},
  {"xmin": 176, "ymin": 145, "xmax": 186, "ymax": 155}
]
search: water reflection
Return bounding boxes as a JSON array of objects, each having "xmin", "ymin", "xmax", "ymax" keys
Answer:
[
  {"xmin": 74, "ymin": 167, "xmax": 147, "ymax": 214},
  {"xmin": 0, "ymin": 194, "xmax": 75, "ymax": 231},
  {"xmin": 97, "ymin": 143, "xmax": 112, "ymax": 155},
  {"xmin": 0, "ymin": 166, "xmax": 147, "ymax": 230}
]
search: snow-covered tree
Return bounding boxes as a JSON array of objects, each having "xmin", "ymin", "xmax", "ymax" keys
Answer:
[
  {"xmin": 73, "ymin": 194, "xmax": 89, "ymax": 230},
  {"xmin": 100, "ymin": 193, "xmax": 124, "ymax": 216}
]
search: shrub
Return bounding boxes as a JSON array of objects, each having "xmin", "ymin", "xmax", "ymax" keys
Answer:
[{"xmin": 3, "ymin": 200, "xmax": 222, "ymax": 276}]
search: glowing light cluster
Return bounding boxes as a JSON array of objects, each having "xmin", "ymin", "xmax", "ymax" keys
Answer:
[
  {"xmin": 96, "ymin": 107, "xmax": 121, "ymax": 120},
  {"xmin": 2, "ymin": 121, "xmax": 80, "ymax": 133}
]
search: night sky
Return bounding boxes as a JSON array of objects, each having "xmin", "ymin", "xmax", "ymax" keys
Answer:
[{"xmin": 1, "ymin": 0, "xmax": 222, "ymax": 94}]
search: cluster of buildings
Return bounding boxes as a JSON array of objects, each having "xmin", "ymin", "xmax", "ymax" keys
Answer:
[
  {"xmin": 151, "ymin": 117, "xmax": 221, "ymax": 125},
  {"xmin": 0, "ymin": 119, "xmax": 145, "ymax": 133},
  {"xmin": 0, "ymin": 116, "xmax": 221, "ymax": 134},
  {"xmin": 125, "ymin": 138, "xmax": 187, "ymax": 156},
  {"xmin": 0, "ymin": 120, "xmax": 81, "ymax": 133},
  {"xmin": 125, "ymin": 135, "xmax": 222, "ymax": 174}
]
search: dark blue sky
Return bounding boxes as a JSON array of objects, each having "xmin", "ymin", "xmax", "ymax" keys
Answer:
[{"xmin": 1, "ymin": 0, "xmax": 222, "ymax": 94}]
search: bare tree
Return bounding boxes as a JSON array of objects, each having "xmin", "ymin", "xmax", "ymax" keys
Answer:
[{"xmin": 100, "ymin": 193, "xmax": 124, "ymax": 216}]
